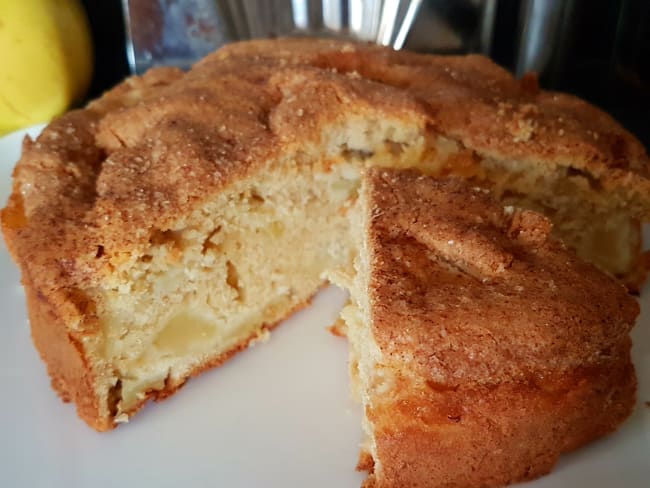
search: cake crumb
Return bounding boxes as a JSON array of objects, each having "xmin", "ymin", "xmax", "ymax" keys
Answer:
[
  {"xmin": 328, "ymin": 318, "xmax": 347, "ymax": 337},
  {"xmin": 248, "ymin": 328, "xmax": 271, "ymax": 347},
  {"xmin": 114, "ymin": 413, "xmax": 129, "ymax": 424}
]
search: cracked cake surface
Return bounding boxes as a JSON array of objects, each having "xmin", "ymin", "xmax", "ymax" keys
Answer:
[
  {"xmin": 346, "ymin": 168, "xmax": 637, "ymax": 487},
  {"xmin": 1, "ymin": 38, "xmax": 648, "ymax": 432},
  {"xmin": 4, "ymin": 38, "xmax": 650, "ymax": 287}
]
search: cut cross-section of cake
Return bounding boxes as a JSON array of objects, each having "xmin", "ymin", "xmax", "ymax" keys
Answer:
[
  {"xmin": 2, "ymin": 38, "xmax": 649, "ymax": 431},
  {"xmin": 344, "ymin": 168, "xmax": 638, "ymax": 488}
]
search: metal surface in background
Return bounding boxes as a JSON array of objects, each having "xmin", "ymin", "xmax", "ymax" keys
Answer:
[
  {"xmin": 123, "ymin": 0, "xmax": 428, "ymax": 73},
  {"xmin": 121, "ymin": 0, "xmax": 503, "ymax": 74},
  {"xmin": 515, "ymin": 0, "xmax": 564, "ymax": 77},
  {"xmin": 514, "ymin": 0, "xmax": 650, "ymax": 148}
]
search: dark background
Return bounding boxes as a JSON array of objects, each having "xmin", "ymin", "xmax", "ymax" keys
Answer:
[{"xmin": 80, "ymin": 0, "xmax": 649, "ymax": 149}]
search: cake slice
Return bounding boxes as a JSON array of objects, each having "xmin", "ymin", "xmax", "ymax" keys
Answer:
[
  {"xmin": 2, "ymin": 38, "xmax": 648, "ymax": 431},
  {"xmin": 344, "ymin": 168, "xmax": 638, "ymax": 488}
]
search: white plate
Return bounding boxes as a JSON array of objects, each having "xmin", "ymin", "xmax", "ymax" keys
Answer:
[{"xmin": 0, "ymin": 126, "xmax": 649, "ymax": 488}]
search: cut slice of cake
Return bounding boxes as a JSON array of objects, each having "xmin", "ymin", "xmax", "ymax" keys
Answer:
[
  {"xmin": 344, "ymin": 168, "xmax": 638, "ymax": 488},
  {"xmin": 2, "ymin": 38, "xmax": 648, "ymax": 431}
]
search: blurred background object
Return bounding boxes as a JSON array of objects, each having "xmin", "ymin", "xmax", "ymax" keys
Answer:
[
  {"xmin": 120, "ymin": 0, "xmax": 509, "ymax": 73},
  {"xmin": 121, "ymin": 0, "xmax": 428, "ymax": 73},
  {"xmin": 78, "ymin": 1, "xmax": 650, "ymax": 150},
  {"xmin": 512, "ymin": 0, "xmax": 650, "ymax": 150},
  {"xmin": 0, "ymin": 0, "xmax": 93, "ymax": 135}
]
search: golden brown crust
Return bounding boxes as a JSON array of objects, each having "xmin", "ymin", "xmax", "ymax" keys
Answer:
[
  {"xmin": 1, "ymin": 38, "xmax": 647, "ymax": 432},
  {"xmin": 357, "ymin": 450, "xmax": 375, "ymax": 473},
  {"xmin": 361, "ymin": 169, "xmax": 638, "ymax": 487},
  {"xmin": 4, "ymin": 38, "xmax": 650, "ymax": 298},
  {"xmin": 368, "ymin": 352, "xmax": 635, "ymax": 488},
  {"xmin": 364, "ymin": 168, "xmax": 638, "ymax": 386},
  {"xmin": 3, "ymin": 39, "xmax": 646, "ymax": 323},
  {"xmin": 24, "ymin": 274, "xmax": 108, "ymax": 430},
  {"xmin": 219, "ymin": 39, "xmax": 650, "ymax": 201}
]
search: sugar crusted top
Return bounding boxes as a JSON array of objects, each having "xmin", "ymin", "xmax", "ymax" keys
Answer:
[
  {"xmin": 2, "ymin": 37, "xmax": 649, "ymax": 300},
  {"xmin": 363, "ymin": 168, "xmax": 638, "ymax": 386}
]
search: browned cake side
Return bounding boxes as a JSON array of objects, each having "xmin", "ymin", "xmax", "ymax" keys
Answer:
[
  {"xmin": 348, "ymin": 168, "xmax": 638, "ymax": 488},
  {"xmin": 1, "ymin": 38, "xmax": 648, "ymax": 431}
]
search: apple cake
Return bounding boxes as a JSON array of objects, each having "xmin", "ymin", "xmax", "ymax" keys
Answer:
[
  {"xmin": 1, "ymin": 38, "xmax": 648, "ymax": 435},
  {"xmin": 343, "ymin": 168, "xmax": 637, "ymax": 488}
]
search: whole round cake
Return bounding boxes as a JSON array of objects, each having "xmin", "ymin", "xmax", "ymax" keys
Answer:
[{"xmin": 1, "ymin": 38, "xmax": 647, "ymax": 487}]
